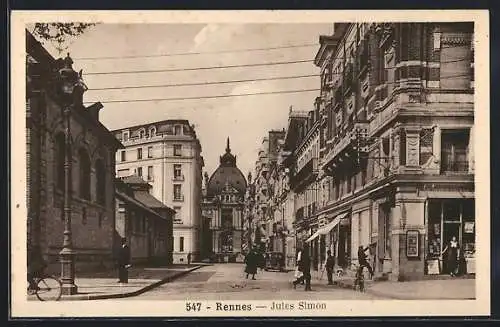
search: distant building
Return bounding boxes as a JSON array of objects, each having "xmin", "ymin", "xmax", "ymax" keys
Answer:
[
  {"xmin": 115, "ymin": 175, "xmax": 175, "ymax": 265},
  {"xmin": 112, "ymin": 120, "xmax": 204, "ymax": 263},
  {"xmin": 26, "ymin": 31, "xmax": 123, "ymax": 274},
  {"xmin": 201, "ymin": 138, "xmax": 247, "ymax": 262}
]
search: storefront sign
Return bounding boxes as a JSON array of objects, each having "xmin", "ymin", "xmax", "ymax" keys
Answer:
[
  {"xmin": 406, "ymin": 230, "xmax": 420, "ymax": 258},
  {"xmin": 427, "ymin": 259, "xmax": 440, "ymax": 275},
  {"xmin": 464, "ymin": 222, "xmax": 475, "ymax": 233}
]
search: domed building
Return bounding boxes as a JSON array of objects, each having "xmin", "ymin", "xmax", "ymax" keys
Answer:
[{"xmin": 201, "ymin": 138, "xmax": 247, "ymax": 262}]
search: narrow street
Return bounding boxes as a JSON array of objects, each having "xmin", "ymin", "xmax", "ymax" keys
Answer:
[{"xmin": 118, "ymin": 264, "xmax": 384, "ymax": 300}]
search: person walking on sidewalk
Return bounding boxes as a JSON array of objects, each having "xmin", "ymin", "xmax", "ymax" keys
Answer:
[
  {"xmin": 293, "ymin": 244, "xmax": 312, "ymax": 291},
  {"xmin": 358, "ymin": 245, "xmax": 374, "ymax": 279},
  {"xmin": 244, "ymin": 248, "xmax": 258, "ymax": 280},
  {"xmin": 325, "ymin": 250, "xmax": 335, "ymax": 285},
  {"xmin": 442, "ymin": 235, "xmax": 459, "ymax": 276},
  {"xmin": 117, "ymin": 237, "xmax": 131, "ymax": 284},
  {"xmin": 187, "ymin": 252, "xmax": 192, "ymax": 266}
]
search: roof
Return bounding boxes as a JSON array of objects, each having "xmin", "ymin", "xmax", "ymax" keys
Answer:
[
  {"xmin": 116, "ymin": 191, "xmax": 168, "ymax": 220},
  {"xmin": 134, "ymin": 191, "xmax": 172, "ymax": 211}
]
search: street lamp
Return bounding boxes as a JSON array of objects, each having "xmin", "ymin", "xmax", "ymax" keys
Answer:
[{"xmin": 58, "ymin": 53, "xmax": 86, "ymax": 295}]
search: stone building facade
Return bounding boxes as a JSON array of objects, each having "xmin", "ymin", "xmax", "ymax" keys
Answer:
[
  {"xmin": 314, "ymin": 23, "xmax": 475, "ymax": 281},
  {"xmin": 112, "ymin": 120, "xmax": 204, "ymax": 263},
  {"xmin": 201, "ymin": 139, "xmax": 247, "ymax": 262},
  {"xmin": 26, "ymin": 31, "xmax": 123, "ymax": 274},
  {"xmin": 115, "ymin": 176, "xmax": 175, "ymax": 265}
]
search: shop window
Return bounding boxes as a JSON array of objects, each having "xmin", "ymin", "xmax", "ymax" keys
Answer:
[{"xmin": 441, "ymin": 129, "xmax": 469, "ymax": 173}]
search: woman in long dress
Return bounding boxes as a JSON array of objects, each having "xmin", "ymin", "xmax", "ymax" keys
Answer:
[
  {"xmin": 244, "ymin": 249, "xmax": 258, "ymax": 280},
  {"xmin": 442, "ymin": 236, "xmax": 459, "ymax": 276}
]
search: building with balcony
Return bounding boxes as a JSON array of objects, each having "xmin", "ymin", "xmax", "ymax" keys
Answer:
[
  {"xmin": 26, "ymin": 31, "xmax": 124, "ymax": 274},
  {"xmin": 281, "ymin": 107, "xmax": 323, "ymax": 271},
  {"xmin": 201, "ymin": 138, "xmax": 247, "ymax": 262},
  {"xmin": 113, "ymin": 120, "xmax": 204, "ymax": 263},
  {"xmin": 251, "ymin": 130, "xmax": 286, "ymax": 253},
  {"xmin": 315, "ymin": 22, "xmax": 475, "ymax": 281}
]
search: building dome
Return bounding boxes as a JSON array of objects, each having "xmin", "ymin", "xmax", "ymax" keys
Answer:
[{"xmin": 207, "ymin": 137, "xmax": 247, "ymax": 196}]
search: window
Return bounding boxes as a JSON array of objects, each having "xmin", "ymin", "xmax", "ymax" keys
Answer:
[
  {"xmin": 147, "ymin": 146, "xmax": 153, "ymax": 158},
  {"xmin": 147, "ymin": 166, "xmax": 153, "ymax": 181},
  {"xmin": 95, "ymin": 159, "xmax": 106, "ymax": 205},
  {"xmin": 179, "ymin": 237, "xmax": 185, "ymax": 252},
  {"xmin": 82, "ymin": 207, "xmax": 87, "ymax": 225},
  {"xmin": 173, "ymin": 206, "xmax": 182, "ymax": 224},
  {"xmin": 149, "ymin": 126, "xmax": 156, "ymax": 138},
  {"xmin": 55, "ymin": 133, "xmax": 65, "ymax": 191},
  {"xmin": 120, "ymin": 150, "xmax": 126, "ymax": 162},
  {"xmin": 441, "ymin": 130, "xmax": 470, "ymax": 173},
  {"xmin": 174, "ymin": 164, "xmax": 182, "ymax": 180},
  {"xmin": 433, "ymin": 32, "xmax": 441, "ymax": 50},
  {"xmin": 139, "ymin": 129, "xmax": 146, "ymax": 139},
  {"xmin": 173, "ymin": 144, "xmax": 182, "ymax": 156},
  {"xmin": 137, "ymin": 148, "xmax": 142, "ymax": 160},
  {"xmin": 79, "ymin": 148, "xmax": 91, "ymax": 200},
  {"xmin": 174, "ymin": 125, "xmax": 182, "ymax": 135},
  {"xmin": 122, "ymin": 131, "xmax": 129, "ymax": 142},
  {"xmin": 174, "ymin": 184, "xmax": 182, "ymax": 201},
  {"xmin": 137, "ymin": 166, "xmax": 143, "ymax": 177}
]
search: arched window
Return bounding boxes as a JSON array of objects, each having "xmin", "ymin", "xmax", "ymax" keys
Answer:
[
  {"xmin": 95, "ymin": 159, "xmax": 106, "ymax": 205},
  {"xmin": 148, "ymin": 126, "xmax": 156, "ymax": 138},
  {"xmin": 54, "ymin": 133, "xmax": 66, "ymax": 192},
  {"xmin": 78, "ymin": 148, "xmax": 91, "ymax": 200},
  {"xmin": 139, "ymin": 128, "xmax": 146, "ymax": 139}
]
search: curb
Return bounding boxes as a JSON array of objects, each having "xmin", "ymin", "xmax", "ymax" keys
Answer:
[
  {"xmin": 334, "ymin": 279, "xmax": 475, "ymax": 300},
  {"xmin": 60, "ymin": 265, "xmax": 204, "ymax": 301}
]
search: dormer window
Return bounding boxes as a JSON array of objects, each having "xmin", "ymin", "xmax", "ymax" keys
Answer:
[
  {"xmin": 149, "ymin": 126, "xmax": 156, "ymax": 138},
  {"xmin": 122, "ymin": 131, "xmax": 130, "ymax": 142},
  {"xmin": 174, "ymin": 125, "xmax": 182, "ymax": 135},
  {"xmin": 138, "ymin": 128, "xmax": 146, "ymax": 139}
]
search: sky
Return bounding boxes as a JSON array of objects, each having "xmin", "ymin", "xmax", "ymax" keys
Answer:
[{"xmin": 34, "ymin": 23, "xmax": 333, "ymax": 176}]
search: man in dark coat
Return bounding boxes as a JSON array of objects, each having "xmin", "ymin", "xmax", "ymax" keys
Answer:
[
  {"xmin": 244, "ymin": 249, "xmax": 258, "ymax": 280},
  {"xmin": 325, "ymin": 250, "xmax": 335, "ymax": 285},
  {"xmin": 117, "ymin": 237, "xmax": 131, "ymax": 283},
  {"xmin": 293, "ymin": 244, "xmax": 312, "ymax": 291}
]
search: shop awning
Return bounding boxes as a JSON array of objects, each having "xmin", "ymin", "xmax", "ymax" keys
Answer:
[
  {"xmin": 305, "ymin": 230, "xmax": 321, "ymax": 243},
  {"xmin": 318, "ymin": 211, "xmax": 349, "ymax": 235}
]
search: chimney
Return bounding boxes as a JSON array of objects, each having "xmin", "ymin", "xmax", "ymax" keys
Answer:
[{"xmin": 87, "ymin": 102, "xmax": 104, "ymax": 121}]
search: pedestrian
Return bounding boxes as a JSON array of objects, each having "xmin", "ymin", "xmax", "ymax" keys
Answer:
[
  {"xmin": 442, "ymin": 235, "xmax": 459, "ymax": 276},
  {"xmin": 293, "ymin": 244, "xmax": 312, "ymax": 291},
  {"xmin": 358, "ymin": 245, "xmax": 374, "ymax": 279},
  {"xmin": 325, "ymin": 250, "xmax": 335, "ymax": 285},
  {"xmin": 244, "ymin": 249, "xmax": 258, "ymax": 280},
  {"xmin": 117, "ymin": 237, "xmax": 131, "ymax": 283},
  {"xmin": 187, "ymin": 252, "xmax": 192, "ymax": 266}
]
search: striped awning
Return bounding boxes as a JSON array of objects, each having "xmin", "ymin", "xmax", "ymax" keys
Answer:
[{"xmin": 318, "ymin": 211, "xmax": 350, "ymax": 235}]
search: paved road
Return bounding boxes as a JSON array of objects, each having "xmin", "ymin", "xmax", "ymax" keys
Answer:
[{"xmin": 121, "ymin": 263, "xmax": 384, "ymax": 300}]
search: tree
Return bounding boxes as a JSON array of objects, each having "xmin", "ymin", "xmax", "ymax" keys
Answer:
[{"xmin": 31, "ymin": 23, "xmax": 97, "ymax": 54}]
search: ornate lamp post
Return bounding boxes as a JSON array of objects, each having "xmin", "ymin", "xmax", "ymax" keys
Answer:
[{"xmin": 58, "ymin": 53, "xmax": 86, "ymax": 295}]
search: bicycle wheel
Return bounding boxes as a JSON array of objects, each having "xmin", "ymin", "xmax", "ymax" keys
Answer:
[{"xmin": 36, "ymin": 276, "xmax": 62, "ymax": 301}]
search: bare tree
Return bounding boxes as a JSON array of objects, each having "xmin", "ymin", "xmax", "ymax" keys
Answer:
[{"xmin": 31, "ymin": 23, "xmax": 97, "ymax": 54}]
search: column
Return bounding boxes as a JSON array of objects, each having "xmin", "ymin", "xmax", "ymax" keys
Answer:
[
  {"xmin": 433, "ymin": 126, "xmax": 441, "ymax": 166},
  {"xmin": 405, "ymin": 128, "xmax": 421, "ymax": 167}
]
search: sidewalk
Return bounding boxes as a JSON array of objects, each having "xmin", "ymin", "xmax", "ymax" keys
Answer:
[
  {"xmin": 331, "ymin": 274, "xmax": 475, "ymax": 300},
  {"xmin": 28, "ymin": 264, "xmax": 206, "ymax": 301}
]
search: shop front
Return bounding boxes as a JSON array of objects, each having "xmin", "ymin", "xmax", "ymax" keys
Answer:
[{"xmin": 425, "ymin": 198, "xmax": 475, "ymax": 275}]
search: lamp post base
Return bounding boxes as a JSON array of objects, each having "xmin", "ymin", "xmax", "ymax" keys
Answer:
[{"xmin": 59, "ymin": 247, "xmax": 78, "ymax": 295}]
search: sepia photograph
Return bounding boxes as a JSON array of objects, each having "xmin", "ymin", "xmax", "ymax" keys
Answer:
[{"xmin": 10, "ymin": 10, "xmax": 490, "ymax": 317}]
